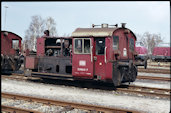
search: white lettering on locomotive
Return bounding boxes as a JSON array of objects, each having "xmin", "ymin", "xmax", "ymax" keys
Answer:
[
  {"xmin": 77, "ymin": 68, "xmax": 88, "ymax": 71},
  {"xmin": 86, "ymin": 73, "xmax": 91, "ymax": 75}
]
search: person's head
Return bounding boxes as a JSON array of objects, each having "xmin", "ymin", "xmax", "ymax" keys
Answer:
[{"xmin": 64, "ymin": 40, "xmax": 69, "ymax": 48}]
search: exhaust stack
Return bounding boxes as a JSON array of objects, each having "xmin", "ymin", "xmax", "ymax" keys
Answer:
[{"xmin": 121, "ymin": 23, "xmax": 126, "ymax": 28}]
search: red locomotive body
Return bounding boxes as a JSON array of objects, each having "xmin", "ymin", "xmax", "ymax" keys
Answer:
[
  {"xmin": 1, "ymin": 31, "xmax": 23, "ymax": 72},
  {"xmin": 24, "ymin": 24, "xmax": 147, "ymax": 86},
  {"xmin": 152, "ymin": 43, "xmax": 171, "ymax": 62},
  {"xmin": 135, "ymin": 42, "xmax": 148, "ymax": 61}
]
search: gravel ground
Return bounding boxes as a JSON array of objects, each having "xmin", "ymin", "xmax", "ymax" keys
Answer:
[
  {"xmin": 138, "ymin": 72, "xmax": 170, "ymax": 78},
  {"xmin": 130, "ymin": 79, "xmax": 170, "ymax": 89},
  {"xmin": 1, "ymin": 78, "xmax": 170, "ymax": 113},
  {"xmin": 2, "ymin": 98, "xmax": 89, "ymax": 113}
]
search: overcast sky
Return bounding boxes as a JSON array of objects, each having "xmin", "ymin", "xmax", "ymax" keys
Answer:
[{"xmin": 1, "ymin": 1, "xmax": 170, "ymax": 43}]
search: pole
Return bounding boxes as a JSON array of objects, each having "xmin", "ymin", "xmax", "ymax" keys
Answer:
[{"xmin": 4, "ymin": 6, "xmax": 8, "ymax": 30}]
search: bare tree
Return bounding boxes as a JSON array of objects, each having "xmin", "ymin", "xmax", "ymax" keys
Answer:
[
  {"xmin": 23, "ymin": 29, "xmax": 32, "ymax": 50},
  {"xmin": 24, "ymin": 15, "xmax": 57, "ymax": 51},
  {"xmin": 139, "ymin": 32, "xmax": 163, "ymax": 54},
  {"xmin": 24, "ymin": 15, "xmax": 45, "ymax": 51},
  {"xmin": 45, "ymin": 17, "xmax": 57, "ymax": 36},
  {"xmin": 135, "ymin": 33, "xmax": 142, "ymax": 42}
]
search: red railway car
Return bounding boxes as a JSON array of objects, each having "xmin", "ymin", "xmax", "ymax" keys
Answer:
[
  {"xmin": 1, "ymin": 31, "xmax": 24, "ymax": 72},
  {"xmin": 152, "ymin": 43, "xmax": 171, "ymax": 62},
  {"xmin": 135, "ymin": 42, "xmax": 148, "ymax": 61},
  {"xmin": 24, "ymin": 24, "xmax": 147, "ymax": 86}
]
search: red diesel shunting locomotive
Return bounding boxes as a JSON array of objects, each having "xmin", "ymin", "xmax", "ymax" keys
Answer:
[
  {"xmin": 135, "ymin": 41, "xmax": 148, "ymax": 61},
  {"xmin": 152, "ymin": 43, "xmax": 171, "ymax": 62},
  {"xmin": 24, "ymin": 23, "xmax": 147, "ymax": 86},
  {"xmin": 1, "ymin": 31, "xmax": 24, "ymax": 73}
]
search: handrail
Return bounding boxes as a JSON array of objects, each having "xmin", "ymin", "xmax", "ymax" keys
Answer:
[
  {"xmin": 91, "ymin": 46, "xmax": 93, "ymax": 62},
  {"xmin": 105, "ymin": 47, "xmax": 107, "ymax": 63}
]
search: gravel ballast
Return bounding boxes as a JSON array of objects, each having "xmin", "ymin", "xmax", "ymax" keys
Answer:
[
  {"xmin": 2, "ymin": 98, "xmax": 89, "ymax": 113},
  {"xmin": 1, "ymin": 78, "xmax": 170, "ymax": 113}
]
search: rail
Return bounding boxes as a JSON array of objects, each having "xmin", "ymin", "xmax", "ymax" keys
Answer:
[
  {"xmin": 137, "ymin": 76, "xmax": 171, "ymax": 81},
  {"xmin": 148, "ymin": 64, "xmax": 170, "ymax": 67},
  {"xmin": 3, "ymin": 73, "xmax": 171, "ymax": 82},
  {"xmin": 138, "ymin": 68, "xmax": 170, "ymax": 74},
  {"xmin": 117, "ymin": 85, "xmax": 170, "ymax": 98},
  {"xmin": 2, "ymin": 92, "xmax": 140, "ymax": 113}
]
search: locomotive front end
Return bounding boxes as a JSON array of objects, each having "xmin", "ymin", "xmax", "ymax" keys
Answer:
[
  {"xmin": 71, "ymin": 23, "xmax": 147, "ymax": 86},
  {"xmin": 111, "ymin": 23, "xmax": 147, "ymax": 86}
]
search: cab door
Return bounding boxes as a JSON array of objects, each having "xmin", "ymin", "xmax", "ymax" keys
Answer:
[
  {"xmin": 94, "ymin": 38, "xmax": 106, "ymax": 80},
  {"xmin": 72, "ymin": 38, "xmax": 94, "ymax": 79}
]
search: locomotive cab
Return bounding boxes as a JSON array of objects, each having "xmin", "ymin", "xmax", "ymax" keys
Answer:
[
  {"xmin": 71, "ymin": 23, "xmax": 147, "ymax": 86},
  {"xmin": 24, "ymin": 33, "xmax": 73, "ymax": 77}
]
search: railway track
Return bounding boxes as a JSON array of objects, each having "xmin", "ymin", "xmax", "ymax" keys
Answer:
[
  {"xmin": 148, "ymin": 61, "xmax": 170, "ymax": 67},
  {"xmin": 138, "ymin": 68, "xmax": 170, "ymax": 74},
  {"xmin": 137, "ymin": 76, "xmax": 171, "ymax": 81},
  {"xmin": 148, "ymin": 64, "xmax": 170, "ymax": 68},
  {"xmin": 2, "ymin": 74, "xmax": 170, "ymax": 99},
  {"xmin": 117, "ymin": 85, "xmax": 170, "ymax": 99},
  {"xmin": 1, "ymin": 92, "xmax": 140, "ymax": 113},
  {"xmin": 2, "ymin": 73, "xmax": 170, "ymax": 82}
]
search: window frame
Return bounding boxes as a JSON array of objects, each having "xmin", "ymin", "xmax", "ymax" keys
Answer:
[
  {"xmin": 113, "ymin": 36, "xmax": 119, "ymax": 50},
  {"xmin": 74, "ymin": 38, "xmax": 91, "ymax": 54},
  {"xmin": 129, "ymin": 38, "xmax": 134, "ymax": 51},
  {"xmin": 12, "ymin": 39, "xmax": 19, "ymax": 49},
  {"xmin": 95, "ymin": 38, "xmax": 106, "ymax": 55}
]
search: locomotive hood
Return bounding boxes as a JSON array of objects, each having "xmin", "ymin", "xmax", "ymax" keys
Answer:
[
  {"xmin": 71, "ymin": 28, "xmax": 118, "ymax": 37},
  {"xmin": 71, "ymin": 27, "xmax": 136, "ymax": 40}
]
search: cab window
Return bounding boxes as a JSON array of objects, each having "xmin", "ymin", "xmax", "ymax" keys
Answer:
[
  {"xmin": 12, "ymin": 39, "xmax": 19, "ymax": 49},
  {"xmin": 95, "ymin": 38, "xmax": 105, "ymax": 55},
  {"xmin": 74, "ymin": 38, "xmax": 90, "ymax": 54},
  {"xmin": 129, "ymin": 38, "xmax": 134, "ymax": 51},
  {"xmin": 113, "ymin": 36, "xmax": 119, "ymax": 50},
  {"xmin": 74, "ymin": 39, "xmax": 82, "ymax": 53},
  {"xmin": 84, "ymin": 39, "xmax": 90, "ymax": 53}
]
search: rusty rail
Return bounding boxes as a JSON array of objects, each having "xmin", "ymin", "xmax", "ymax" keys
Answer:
[
  {"xmin": 1, "ymin": 92, "xmax": 140, "ymax": 113},
  {"xmin": 148, "ymin": 64, "xmax": 170, "ymax": 67},
  {"xmin": 1, "ymin": 105, "xmax": 41, "ymax": 113},
  {"xmin": 137, "ymin": 76, "xmax": 171, "ymax": 81},
  {"xmin": 138, "ymin": 68, "xmax": 170, "ymax": 74},
  {"xmin": 117, "ymin": 85, "xmax": 170, "ymax": 98},
  {"xmin": 4, "ymin": 73, "xmax": 171, "ymax": 83},
  {"xmin": 129, "ymin": 85, "xmax": 171, "ymax": 92}
]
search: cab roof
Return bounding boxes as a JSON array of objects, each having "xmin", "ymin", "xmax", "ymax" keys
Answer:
[
  {"xmin": 71, "ymin": 28, "xmax": 118, "ymax": 37},
  {"xmin": 71, "ymin": 27, "xmax": 136, "ymax": 40},
  {"xmin": 1, "ymin": 30, "xmax": 22, "ymax": 40}
]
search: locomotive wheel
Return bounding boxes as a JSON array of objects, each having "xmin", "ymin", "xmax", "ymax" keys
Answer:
[{"xmin": 15, "ymin": 55, "xmax": 24, "ymax": 71}]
